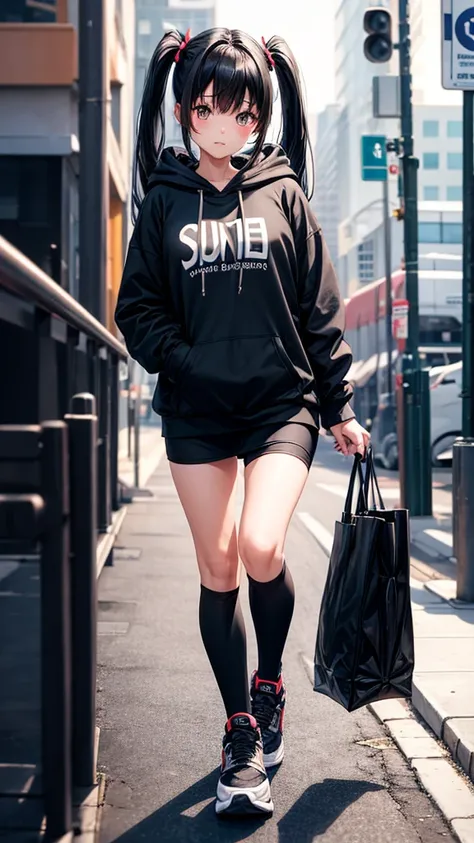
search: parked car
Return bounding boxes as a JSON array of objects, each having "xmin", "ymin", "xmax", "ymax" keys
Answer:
[{"xmin": 370, "ymin": 361, "xmax": 462, "ymax": 470}]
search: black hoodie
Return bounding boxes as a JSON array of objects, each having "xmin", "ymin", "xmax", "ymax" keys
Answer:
[{"xmin": 115, "ymin": 144, "xmax": 354, "ymax": 437}]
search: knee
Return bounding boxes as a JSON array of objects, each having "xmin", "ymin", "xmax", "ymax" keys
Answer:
[
  {"xmin": 238, "ymin": 533, "xmax": 283, "ymax": 581},
  {"xmin": 197, "ymin": 546, "xmax": 240, "ymax": 592}
]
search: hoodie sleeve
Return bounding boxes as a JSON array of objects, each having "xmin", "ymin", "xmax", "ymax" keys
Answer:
[
  {"xmin": 288, "ymin": 185, "xmax": 355, "ymax": 430},
  {"xmin": 115, "ymin": 192, "xmax": 191, "ymax": 380}
]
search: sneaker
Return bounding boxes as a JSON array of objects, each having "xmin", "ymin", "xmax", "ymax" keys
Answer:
[
  {"xmin": 215, "ymin": 713, "xmax": 273, "ymax": 817},
  {"xmin": 250, "ymin": 672, "xmax": 286, "ymax": 768}
]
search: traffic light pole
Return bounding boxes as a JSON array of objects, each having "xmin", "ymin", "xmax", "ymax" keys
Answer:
[
  {"xmin": 382, "ymin": 177, "xmax": 393, "ymax": 403},
  {"xmin": 396, "ymin": 0, "xmax": 432, "ymax": 516}
]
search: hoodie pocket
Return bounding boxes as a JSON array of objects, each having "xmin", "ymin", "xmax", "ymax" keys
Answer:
[{"xmin": 174, "ymin": 335, "xmax": 302, "ymax": 418}]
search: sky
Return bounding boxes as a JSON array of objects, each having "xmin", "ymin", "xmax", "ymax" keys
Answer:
[{"xmin": 215, "ymin": 0, "xmax": 336, "ymax": 139}]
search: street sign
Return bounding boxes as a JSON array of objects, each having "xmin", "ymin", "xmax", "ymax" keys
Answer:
[
  {"xmin": 392, "ymin": 299, "xmax": 409, "ymax": 341},
  {"xmin": 442, "ymin": 0, "xmax": 474, "ymax": 89},
  {"xmin": 361, "ymin": 135, "xmax": 387, "ymax": 181}
]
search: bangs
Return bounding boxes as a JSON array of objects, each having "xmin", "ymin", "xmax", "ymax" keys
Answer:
[{"xmin": 181, "ymin": 46, "xmax": 271, "ymax": 131}]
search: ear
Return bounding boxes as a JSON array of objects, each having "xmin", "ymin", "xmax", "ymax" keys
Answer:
[{"xmin": 174, "ymin": 102, "xmax": 182, "ymax": 124}]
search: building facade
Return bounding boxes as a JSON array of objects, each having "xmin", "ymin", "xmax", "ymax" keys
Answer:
[
  {"xmin": 313, "ymin": 105, "xmax": 340, "ymax": 267},
  {"xmin": 135, "ymin": 0, "xmax": 215, "ymax": 147},
  {"xmin": 334, "ymin": 0, "xmax": 463, "ymax": 297},
  {"xmin": 0, "ymin": 0, "xmax": 135, "ymax": 334}
]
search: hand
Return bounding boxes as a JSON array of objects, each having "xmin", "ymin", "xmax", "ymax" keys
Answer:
[{"xmin": 330, "ymin": 418, "xmax": 371, "ymax": 459}]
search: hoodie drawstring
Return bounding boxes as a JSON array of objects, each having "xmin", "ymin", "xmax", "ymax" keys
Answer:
[
  {"xmin": 197, "ymin": 187, "xmax": 246, "ymax": 297},
  {"xmin": 237, "ymin": 190, "xmax": 245, "ymax": 295},
  {"xmin": 198, "ymin": 189, "xmax": 205, "ymax": 296}
]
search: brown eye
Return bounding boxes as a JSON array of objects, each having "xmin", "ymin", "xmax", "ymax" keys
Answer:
[
  {"xmin": 236, "ymin": 111, "xmax": 256, "ymax": 127},
  {"xmin": 195, "ymin": 105, "xmax": 211, "ymax": 120}
]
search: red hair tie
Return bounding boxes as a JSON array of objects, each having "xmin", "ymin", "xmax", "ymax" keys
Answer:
[
  {"xmin": 175, "ymin": 28, "xmax": 191, "ymax": 63},
  {"xmin": 261, "ymin": 37, "xmax": 275, "ymax": 70}
]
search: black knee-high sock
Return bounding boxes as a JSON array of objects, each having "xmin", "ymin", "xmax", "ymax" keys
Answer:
[
  {"xmin": 248, "ymin": 560, "xmax": 295, "ymax": 681},
  {"xmin": 199, "ymin": 585, "xmax": 250, "ymax": 718}
]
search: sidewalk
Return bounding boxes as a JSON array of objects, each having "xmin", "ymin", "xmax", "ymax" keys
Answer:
[{"xmin": 95, "ymin": 449, "xmax": 474, "ymax": 841}]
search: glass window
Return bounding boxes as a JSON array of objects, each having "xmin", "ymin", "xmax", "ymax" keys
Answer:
[
  {"xmin": 447, "ymin": 120, "xmax": 463, "ymax": 138},
  {"xmin": 423, "ymin": 153, "xmax": 439, "ymax": 170},
  {"xmin": 418, "ymin": 222, "xmax": 442, "ymax": 242},
  {"xmin": 423, "ymin": 120, "xmax": 439, "ymax": 138},
  {"xmin": 448, "ymin": 152, "xmax": 463, "ymax": 169},
  {"xmin": 357, "ymin": 240, "xmax": 374, "ymax": 283},
  {"xmin": 423, "ymin": 186, "xmax": 439, "ymax": 200},
  {"xmin": 0, "ymin": 0, "xmax": 57, "ymax": 22},
  {"xmin": 138, "ymin": 18, "xmax": 151, "ymax": 35},
  {"xmin": 442, "ymin": 222, "xmax": 463, "ymax": 243},
  {"xmin": 111, "ymin": 83, "xmax": 121, "ymax": 144},
  {"xmin": 447, "ymin": 185, "xmax": 462, "ymax": 200}
]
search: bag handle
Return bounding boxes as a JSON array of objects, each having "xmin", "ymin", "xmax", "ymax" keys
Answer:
[
  {"xmin": 363, "ymin": 445, "xmax": 385, "ymax": 510},
  {"xmin": 343, "ymin": 454, "xmax": 367, "ymax": 519}
]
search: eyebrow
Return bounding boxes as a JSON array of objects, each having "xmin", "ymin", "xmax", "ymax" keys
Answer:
[{"xmin": 199, "ymin": 95, "xmax": 252, "ymax": 105}]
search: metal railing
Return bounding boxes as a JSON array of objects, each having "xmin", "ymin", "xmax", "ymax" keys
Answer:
[{"xmin": 0, "ymin": 236, "xmax": 127, "ymax": 841}]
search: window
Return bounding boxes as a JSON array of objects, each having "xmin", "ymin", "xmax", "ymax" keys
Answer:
[
  {"xmin": 138, "ymin": 18, "xmax": 152, "ymax": 59},
  {"xmin": 447, "ymin": 185, "xmax": 462, "ymax": 201},
  {"xmin": 357, "ymin": 240, "xmax": 374, "ymax": 283},
  {"xmin": 418, "ymin": 222, "xmax": 462, "ymax": 243},
  {"xmin": 0, "ymin": 0, "xmax": 56, "ymax": 22},
  {"xmin": 447, "ymin": 120, "xmax": 463, "ymax": 138},
  {"xmin": 111, "ymin": 83, "xmax": 121, "ymax": 144},
  {"xmin": 138, "ymin": 18, "xmax": 151, "ymax": 35},
  {"xmin": 418, "ymin": 222, "xmax": 441, "ymax": 243},
  {"xmin": 448, "ymin": 152, "xmax": 463, "ymax": 170},
  {"xmin": 423, "ymin": 153, "xmax": 439, "ymax": 170},
  {"xmin": 423, "ymin": 186, "xmax": 439, "ymax": 200},
  {"xmin": 443, "ymin": 222, "xmax": 463, "ymax": 243},
  {"xmin": 423, "ymin": 120, "xmax": 439, "ymax": 138}
]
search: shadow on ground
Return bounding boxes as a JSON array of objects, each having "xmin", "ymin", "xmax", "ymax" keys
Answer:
[{"xmin": 102, "ymin": 769, "xmax": 383, "ymax": 842}]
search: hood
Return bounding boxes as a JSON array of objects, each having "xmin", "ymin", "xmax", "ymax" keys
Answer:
[{"xmin": 147, "ymin": 143, "xmax": 297, "ymax": 195}]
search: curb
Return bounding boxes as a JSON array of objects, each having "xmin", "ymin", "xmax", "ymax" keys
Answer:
[{"xmin": 369, "ymin": 700, "xmax": 474, "ymax": 843}]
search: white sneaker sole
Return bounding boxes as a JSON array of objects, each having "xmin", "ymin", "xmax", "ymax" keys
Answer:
[
  {"xmin": 215, "ymin": 777, "xmax": 273, "ymax": 816},
  {"xmin": 263, "ymin": 736, "xmax": 285, "ymax": 768}
]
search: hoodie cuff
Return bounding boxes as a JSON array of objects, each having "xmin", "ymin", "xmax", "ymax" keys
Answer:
[
  {"xmin": 320, "ymin": 401, "xmax": 356, "ymax": 431},
  {"xmin": 165, "ymin": 342, "xmax": 192, "ymax": 384}
]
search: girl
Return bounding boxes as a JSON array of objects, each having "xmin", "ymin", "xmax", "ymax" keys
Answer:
[{"xmin": 115, "ymin": 27, "xmax": 370, "ymax": 818}]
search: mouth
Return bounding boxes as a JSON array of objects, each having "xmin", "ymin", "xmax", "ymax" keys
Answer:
[{"xmin": 214, "ymin": 142, "xmax": 226, "ymax": 146}]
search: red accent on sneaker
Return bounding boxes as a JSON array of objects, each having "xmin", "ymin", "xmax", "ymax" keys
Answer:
[
  {"xmin": 255, "ymin": 674, "xmax": 284, "ymax": 695},
  {"xmin": 225, "ymin": 712, "xmax": 258, "ymax": 733}
]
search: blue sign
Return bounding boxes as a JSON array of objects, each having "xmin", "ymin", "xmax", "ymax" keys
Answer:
[
  {"xmin": 361, "ymin": 135, "xmax": 387, "ymax": 182},
  {"xmin": 455, "ymin": 6, "xmax": 474, "ymax": 51}
]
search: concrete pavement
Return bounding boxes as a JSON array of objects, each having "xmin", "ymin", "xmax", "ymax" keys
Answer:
[{"xmin": 95, "ymin": 441, "xmax": 466, "ymax": 842}]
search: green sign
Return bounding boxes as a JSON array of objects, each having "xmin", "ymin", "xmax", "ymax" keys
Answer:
[{"xmin": 361, "ymin": 135, "xmax": 387, "ymax": 181}]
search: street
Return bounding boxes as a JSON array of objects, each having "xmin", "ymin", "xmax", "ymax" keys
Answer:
[{"xmin": 96, "ymin": 436, "xmax": 458, "ymax": 843}]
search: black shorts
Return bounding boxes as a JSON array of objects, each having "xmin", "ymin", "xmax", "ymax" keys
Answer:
[{"xmin": 165, "ymin": 422, "xmax": 319, "ymax": 470}]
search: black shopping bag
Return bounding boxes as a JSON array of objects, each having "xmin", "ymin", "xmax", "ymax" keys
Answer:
[{"xmin": 313, "ymin": 447, "xmax": 414, "ymax": 712}]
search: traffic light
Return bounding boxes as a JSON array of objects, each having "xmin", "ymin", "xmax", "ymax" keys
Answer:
[{"xmin": 363, "ymin": 7, "xmax": 393, "ymax": 63}]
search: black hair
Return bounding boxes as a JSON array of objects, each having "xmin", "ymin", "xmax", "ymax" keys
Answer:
[{"xmin": 132, "ymin": 27, "xmax": 313, "ymax": 221}]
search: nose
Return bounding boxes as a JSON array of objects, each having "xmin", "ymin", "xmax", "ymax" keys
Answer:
[{"xmin": 220, "ymin": 126, "xmax": 226, "ymax": 135}]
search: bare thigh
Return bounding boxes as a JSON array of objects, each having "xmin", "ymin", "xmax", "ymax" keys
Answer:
[
  {"xmin": 238, "ymin": 453, "xmax": 310, "ymax": 582},
  {"xmin": 169, "ymin": 458, "xmax": 240, "ymax": 592}
]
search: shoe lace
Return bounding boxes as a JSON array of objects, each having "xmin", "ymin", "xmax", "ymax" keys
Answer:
[
  {"xmin": 230, "ymin": 728, "xmax": 258, "ymax": 764},
  {"xmin": 252, "ymin": 692, "xmax": 276, "ymax": 731}
]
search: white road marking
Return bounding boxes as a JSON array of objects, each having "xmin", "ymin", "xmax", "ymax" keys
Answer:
[
  {"xmin": 316, "ymin": 483, "xmax": 401, "ymax": 501},
  {"xmin": 298, "ymin": 512, "xmax": 333, "ymax": 556},
  {"xmin": 424, "ymin": 529, "xmax": 453, "ymax": 549}
]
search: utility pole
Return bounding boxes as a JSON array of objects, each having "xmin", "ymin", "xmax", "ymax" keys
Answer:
[
  {"xmin": 382, "ymin": 177, "xmax": 393, "ymax": 402},
  {"xmin": 396, "ymin": 0, "xmax": 432, "ymax": 516},
  {"xmin": 79, "ymin": 0, "xmax": 108, "ymax": 324},
  {"xmin": 452, "ymin": 89, "xmax": 474, "ymax": 602}
]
